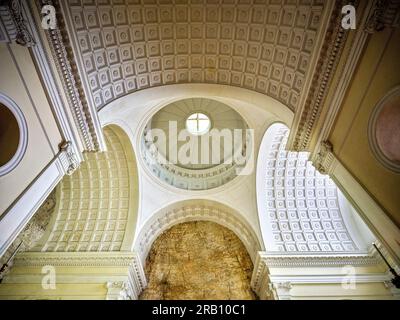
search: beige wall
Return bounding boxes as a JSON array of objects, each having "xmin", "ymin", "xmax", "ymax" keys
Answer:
[
  {"xmin": 330, "ymin": 28, "xmax": 400, "ymax": 228},
  {"xmin": 0, "ymin": 43, "xmax": 63, "ymax": 215}
]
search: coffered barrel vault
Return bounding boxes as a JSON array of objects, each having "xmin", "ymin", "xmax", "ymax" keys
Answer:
[{"xmin": 59, "ymin": 0, "xmax": 333, "ymax": 110}]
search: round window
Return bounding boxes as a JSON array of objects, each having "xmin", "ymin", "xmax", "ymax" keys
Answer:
[
  {"xmin": 0, "ymin": 94, "xmax": 28, "ymax": 176},
  {"xmin": 186, "ymin": 113, "xmax": 211, "ymax": 135},
  {"xmin": 368, "ymin": 87, "xmax": 400, "ymax": 173}
]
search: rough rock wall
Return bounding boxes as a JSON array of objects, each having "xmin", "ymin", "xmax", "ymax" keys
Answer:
[
  {"xmin": 0, "ymin": 190, "xmax": 55, "ymax": 279},
  {"xmin": 140, "ymin": 221, "xmax": 257, "ymax": 300}
]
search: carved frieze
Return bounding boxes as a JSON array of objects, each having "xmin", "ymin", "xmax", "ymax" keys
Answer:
[{"xmin": 0, "ymin": 0, "xmax": 35, "ymax": 46}]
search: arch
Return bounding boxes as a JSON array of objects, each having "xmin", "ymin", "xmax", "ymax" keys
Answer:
[
  {"xmin": 256, "ymin": 123, "xmax": 367, "ymax": 253},
  {"xmin": 34, "ymin": 125, "xmax": 139, "ymax": 252},
  {"xmin": 0, "ymin": 93, "xmax": 28, "ymax": 176},
  {"xmin": 140, "ymin": 221, "xmax": 256, "ymax": 300},
  {"xmin": 134, "ymin": 199, "xmax": 263, "ymax": 264}
]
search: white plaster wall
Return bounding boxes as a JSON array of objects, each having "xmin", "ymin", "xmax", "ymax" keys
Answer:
[{"xmin": 0, "ymin": 43, "xmax": 62, "ymax": 216}]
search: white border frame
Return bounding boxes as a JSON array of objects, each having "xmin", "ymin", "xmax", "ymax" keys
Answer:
[
  {"xmin": 368, "ymin": 85, "xmax": 400, "ymax": 173},
  {"xmin": 0, "ymin": 93, "xmax": 28, "ymax": 176}
]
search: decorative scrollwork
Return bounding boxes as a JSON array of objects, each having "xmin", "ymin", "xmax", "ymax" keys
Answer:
[{"xmin": 5, "ymin": 0, "xmax": 35, "ymax": 47}]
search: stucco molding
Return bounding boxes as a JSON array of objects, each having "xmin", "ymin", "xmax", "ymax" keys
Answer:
[
  {"xmin": 312, "ymin": 140, "xmax": 336, "ymax": 175},
  {"xmin": 364, "ymin": 0, "xmax": 400, "ymax": 33},
  {"xmin": 258, "ymin": 252, "xmax": 380, "ymax": 268},
  {"xmin": 58, "ymin": 141, "xmax": 79, "ymax": 175},
  {"xmin": 0, "ymin": 0, "xmax": 35, "ymax": 46},
  {"xmin": 12, "ymin": 251, "xmax": 147, "ymax": 300},
  {"xmin": 251, "ymin": 250, "xmax": 386, "ymax": 299},
  {"xmin": 13, "ymin": 251, "xmax": 139, "ymax": 267},
  {"xmin": 106, "ymin": 281, "xmax": 132, "ymax": 300},
  {"xmin": 288, "ymin": 0, "xmax": 400, "ymax": 154},
  {"xmin": 287, "ymin": 0, "xmax": 352, "ymax": 152},
  {"xmin": 33, "ymin": 0, "xmax": 104, "ymax": 152}
]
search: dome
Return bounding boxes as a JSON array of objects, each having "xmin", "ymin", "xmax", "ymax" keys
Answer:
[{"xmin": 141, "ymin": 98, "xmax": 252, "ymax": 190}]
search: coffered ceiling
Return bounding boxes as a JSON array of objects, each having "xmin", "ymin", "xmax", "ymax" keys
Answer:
[{"xmin": 60, "ymin": 0, "xmax": 332, "ymax": 110}]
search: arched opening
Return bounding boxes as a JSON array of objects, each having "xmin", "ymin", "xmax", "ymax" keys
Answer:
[
  {"xmin": 140, "ymin": 221, "xmax": 257, "ymax": 300},
  {"xmin": 256, "ymin": 123, "xmax": 374, "ymax": 253},
  {"xmin": 134, "ymin": 199, "xmax": 263, "ymax": 264},
  {"xmin": 33, "ymin": 125, "xmax": 139, "ymax": 252}
]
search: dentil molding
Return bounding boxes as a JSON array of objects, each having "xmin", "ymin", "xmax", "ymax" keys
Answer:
[{"xmin": 0, "ymin": 0, "xmax": 35, "ymax": 46}]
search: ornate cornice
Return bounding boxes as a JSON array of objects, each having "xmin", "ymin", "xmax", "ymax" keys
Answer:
[
  {"xmin": 365, "ymin": 0, "xmax": 400, "ymax": 33},
  {"xmin": 259, "ymin": 252, "xmax": 380, "ymax": 268},
  {"xmin": 312, "ymin": 140, "xmax": 336, "ymax": 174},
  {"xmin": 10, "ymin": 251, "xmax": 147, "ymax": 300},
  {"xmin": 288, "ymin": 0, "xmax": 400, "ymax": 153},
  {"xmin": 0, "ymin": 0, "xmax": 35, "ymax": 46},
  {"xmin": 13, "ymin": 252, "xmax": 138, "ymax": 267},
  {"xmin": 59, "ymin": 141, "xmax": 79, "ymax": 175},
  {"xmin": 289, "ymin": 0, "xmax": 352, "ymax": 152},
  {"xmin": 35, "ymin": 0, "xmax": 100, "ymax": 152},
  {"xmin": 251, "ymin": 250, "xmax": 384, "ymax": 299}
]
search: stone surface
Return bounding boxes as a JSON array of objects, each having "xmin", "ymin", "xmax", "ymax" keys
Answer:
[
  {"xmin": 140, "ymin": 221, "xmax": 257, "ymax": 300},
  {"xmin": 0, "ymin": 189, "xmax": 55, "ymax": 279}
]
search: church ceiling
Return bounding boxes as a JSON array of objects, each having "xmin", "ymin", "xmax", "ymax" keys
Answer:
[{"xmin": 59, "ymin": 0, "xmax": 331, "ymax": 110}]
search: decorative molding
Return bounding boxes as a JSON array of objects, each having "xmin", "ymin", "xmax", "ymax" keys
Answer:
[
  {"xmin": 14, "ymin": 251, "xmax": 139, "ymax": 267},
  {"xmin": 288, "ymin": 0, "xmax": 351, "ymax": 152},
  {"xmin": 11, "ymin": 251, "xmax": 147, "ymax": 300},
  {"xmin": 364, "ymin": 0, "xmax": 400, "ymax": 33},
  {"xmin": 136, "ymin": 202, "xmax": 261, "ymax": 263},
  {"xmin": 312, "ymin": 140, "xmax": 336, "ymax": 175},
  {"xmin": 0, "ymin": 154, "xmax": 66, "ymax": 257},
  {"xmin": 54, "ymin": 1, "xmax": 333, "ymax": 112},
  {"xmin": 251, "ymin": 250, "xmax": 389, "ymax": 300},
  {"xmin": 288, "ymin": 0, "xmax": 400, "ymax": 153},
  {"xmin": 106, "ymin": 281, "xmax": 132, "ymax": 300},
  {"xmin": 0, "ymin": 0, "xmax": 35, "ymax": 46},
  {"xmin": 261, "ymin": 124, "xmax": 359, "ymax": 253},
  {"xmin": 259, "ymin": 252, "xmax": 380, "ymax": 268},
  {"xmin": 59, "ymin": 141, "xmax": 79, "ymax": 175},
  {"xmin": 34, "ymin": 0, "xmax": 103, "ymax": 151},
  {"xmin": 250, "ymin": 253, "xmax": 273, "ymax": 300},
  {"xmin": 270, "ymin": 274, "xmax": 392, "ymax": 284},
  {"xmin": 20, "ymin": 0, "xmax": 84, "ymax": 163}
]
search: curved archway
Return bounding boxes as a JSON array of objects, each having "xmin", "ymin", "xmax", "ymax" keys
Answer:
[
  {"xmin": 256, "ymin": 123, "xmax": 368, "ymax": 253},
  {"xmin": 34, "ymin": 125, "xmax": 139, "ymax": 252},
  {"xmin": 140, "ymin": 221, "xmax": 256, "ymax": 300},
  {"xmin": 134, "ymin": 199, "xmax": 263, "ymax": 264}
]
